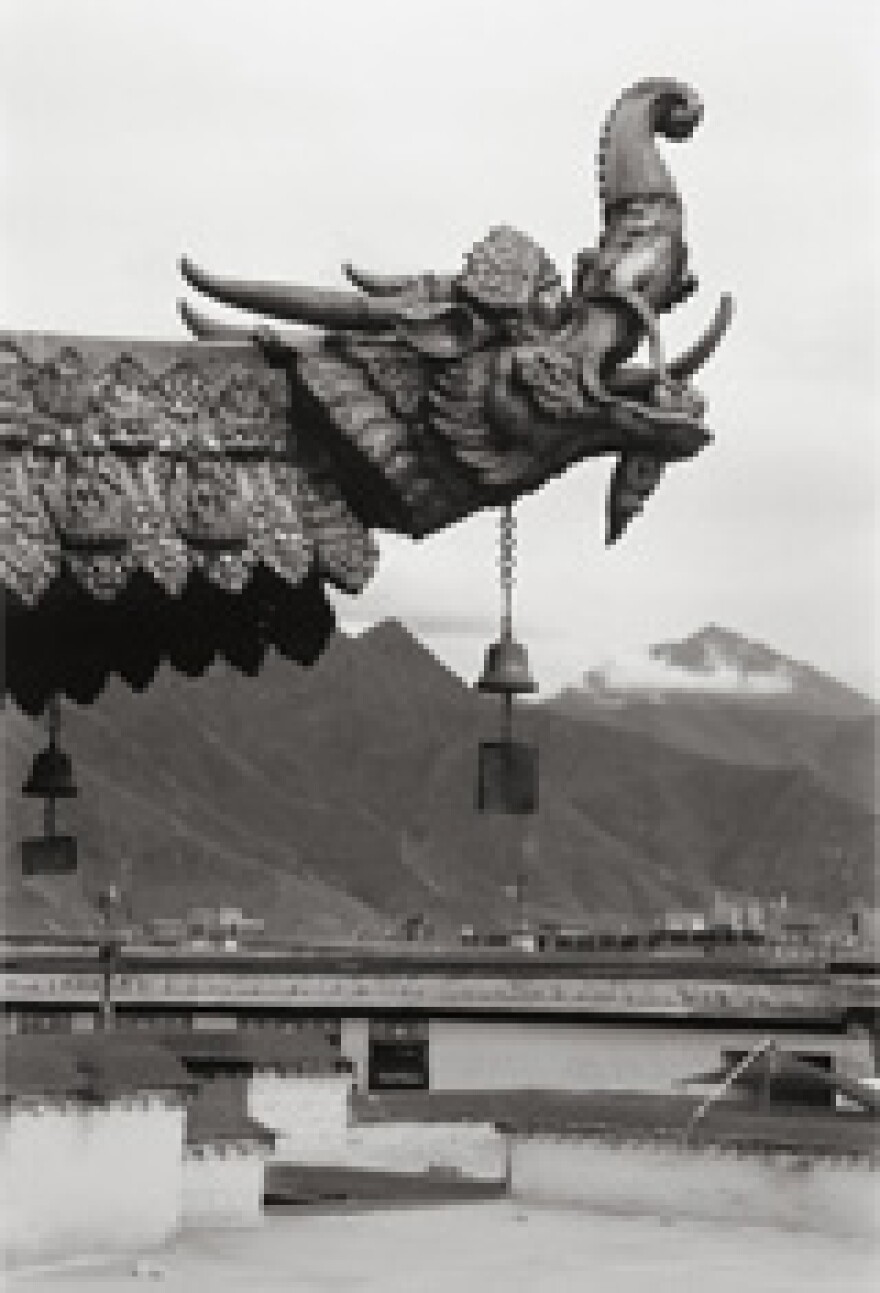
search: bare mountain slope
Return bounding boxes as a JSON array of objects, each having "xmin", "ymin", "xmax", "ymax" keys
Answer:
[{"xmin": 3, "ymin": 622, "xmax": 876, "ymax": 934}]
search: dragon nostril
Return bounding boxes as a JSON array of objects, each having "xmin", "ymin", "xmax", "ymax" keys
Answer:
[{"xmin": 665, "ymin": 107, "xmax": 699, "ymax": 138}]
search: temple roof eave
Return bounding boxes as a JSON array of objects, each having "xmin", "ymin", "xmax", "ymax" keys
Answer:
[{"xmin": 1, "ymin": 331, "xmax": 377, "ymax": 712}]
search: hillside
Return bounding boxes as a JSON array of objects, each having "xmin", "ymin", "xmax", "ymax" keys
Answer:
[{"xmin": 2, "ymin": 621, "xmax": 876, "ymax": 935}]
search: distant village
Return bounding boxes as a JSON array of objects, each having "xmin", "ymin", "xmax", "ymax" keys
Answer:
[
  {"xmin": 490, "ymin": 892, "xmax": 880, "ymax": 960},
  {"xmin": 129, "ymin": 891, "xmax": 880, "ymax": 963}
]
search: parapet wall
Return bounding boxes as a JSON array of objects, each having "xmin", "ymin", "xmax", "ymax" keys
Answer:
[
  {"xmin": 249, "ymin": 1071, "xmax": 352, "ymax": 1163},
  {"xmin": 294, "ymin": 1119, "xmax": 507, "ymax": 1181},
  {"xmin": 182, "ymin": 1145, "xmax": 265, "ymax": 1230},
  {"xmin": 0, "ymin": 1098, "xmax": 185, "ymax": 1268},
  {"xmin": 6, "ymin": 960, "xmax": 875, "ymax": 1025},
  {"xmin": 509, "ymin": 1134, "xmax": 879, "ymax": 1238}
]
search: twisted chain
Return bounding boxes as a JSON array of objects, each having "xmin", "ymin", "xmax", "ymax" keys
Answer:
[{"xmin": 499, "ymin": 503, "xmax": 516, "ymax": 640}]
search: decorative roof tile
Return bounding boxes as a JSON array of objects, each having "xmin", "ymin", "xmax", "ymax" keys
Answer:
[{"xmin": 1, "ymin": 332, "xmax": 379, "ymax": 713}]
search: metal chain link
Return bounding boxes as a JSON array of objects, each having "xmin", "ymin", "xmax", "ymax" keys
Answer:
[{"xmin": 498, "ymin": 503, "xmax": 516, "ymax": 640}]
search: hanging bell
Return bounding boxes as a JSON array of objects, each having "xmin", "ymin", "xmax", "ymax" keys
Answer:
[
  {"xmin": 476, "ymin": 504, "xmax": 539, "ymax": 815},
  {"xmin": 22, "ymin": 742, "xmax": 78, "ymax": 799},
  {"xmin": 477, "ymin": 636, "xmax": 537, "ymax": 696},
  {"xmin": 20, "ymin": 697, "xmax": 79, "ymax": 876}
]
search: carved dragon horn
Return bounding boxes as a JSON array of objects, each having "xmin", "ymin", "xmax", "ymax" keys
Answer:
[
  {"xmin": 179, "ymin": 255, "xmax": 407, "ymax": 331},
  {"xmin": 668, "ymin": 293, "xmax": 734, "ymax": 381},
  {"xmin": 599, "ymin": 78, "xmax": 704, "ymax": 214},
  {"xmin": 604, "ymin": 294, "xmax": 734, "ymax": 401},
  {"xmin": 177, "ymin": 298, "xmax": 255, "ymax": 342},
  {"xmin": 342, "ymin": 263, "xmax": 421, "ymax": 297}
]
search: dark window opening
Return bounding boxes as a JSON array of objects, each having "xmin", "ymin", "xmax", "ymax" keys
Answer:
[{"xmin": 368, "ymin": 1039, "xmax": 429, "ymax": 1091}]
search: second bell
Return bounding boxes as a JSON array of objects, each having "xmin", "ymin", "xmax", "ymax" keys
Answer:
[{"xmin": 477, "ymin": 637, "xmax": 537, "ymax": 696}]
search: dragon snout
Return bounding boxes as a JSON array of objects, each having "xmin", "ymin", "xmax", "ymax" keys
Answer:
[
  {"xmin": 649, "ymin": 390, "xmax": 713, "ymax": 459},
  {"xmin": 657, "ymin": 88, "xmax": 704, "ymax": 141},
  {"xmin": 677, "ymin": 419, "xmax": 712, "ymax": 458}
]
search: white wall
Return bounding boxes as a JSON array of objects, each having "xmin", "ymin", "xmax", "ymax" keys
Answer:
[
  {"xmin": 247, "ymin": 1067, "xmax": 505, "ymax": 1178},
  {"xmin": 510, "ymin": 1135, "xmax": 880, "ymax": 1239},
  {"xmin": 182, "ymin": 1146, "xmax": 264, "ymax": 1229},
  {"xmin": 0, "ymin": 1098, "xmax": 185, "ymax": 1269},
  {"xmin": 428, "ymin": 1020, "xmax": 860, "ymax": 1093},
  {"xmin": 340, "ymin": 1017, "xmax": 370, "ymax": 1091},
  {"xmin": 248, "ymin": 1071, "xmax": 352, "ymax": 1163},
  {"xmin": 294, "ymin": 1120, "xmax": 507, "ymax": 1181}
]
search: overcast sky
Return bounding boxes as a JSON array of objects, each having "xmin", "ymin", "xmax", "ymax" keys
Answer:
[{"xmin": 2, "ymin": 0, "xmax": 877, "ymax": 696}]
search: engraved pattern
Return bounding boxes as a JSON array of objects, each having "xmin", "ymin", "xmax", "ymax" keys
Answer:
[
  {"xmin": 512, "ymin": 347, "xmax": 586, "ymax": 419},
  {"xmin": 459, "ymin": 225, "xmax": 560, "ymax": 313},
  {"xmin": 2, "ymin": 334, "xmax": 377, "ymax": 712},
  {"xmin": 0, "ymin": 335, "xmax": 374, "ymax": 606}
]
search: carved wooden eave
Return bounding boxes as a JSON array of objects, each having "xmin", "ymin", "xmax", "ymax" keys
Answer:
[{"xmin": 0, "ymin": 331, "xmax": 378, "ymax": 715}]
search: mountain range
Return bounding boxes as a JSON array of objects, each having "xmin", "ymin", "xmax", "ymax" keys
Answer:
[{"xmin": 2, "ymin": 622, "xmax": 877, "ymax": 936}]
